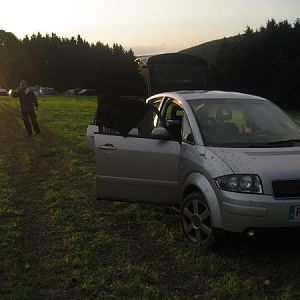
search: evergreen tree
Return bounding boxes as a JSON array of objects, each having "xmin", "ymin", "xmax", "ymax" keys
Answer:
[
  {"xmin": 215, "ymin": 19, "xmax": 300, "ymax": 108},
  {"xmin": 0, "ymin": 30, "xmax": 146, "ymax": 95}
]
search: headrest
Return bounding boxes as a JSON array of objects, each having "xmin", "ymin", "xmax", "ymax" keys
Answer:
[
  {"xmin": 216, "ymin": 108, "xmax": 232, "ymax": 121},
  {"xmin": 171, "ymin": 106, "xmax": 182, "ymax": 120}
]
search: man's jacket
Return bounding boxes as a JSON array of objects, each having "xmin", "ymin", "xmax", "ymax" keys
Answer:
[{"xmin": 12, "ymin": 88, "xmax": 38, "ymax": 113}]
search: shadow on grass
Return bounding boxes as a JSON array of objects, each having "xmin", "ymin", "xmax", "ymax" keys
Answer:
[{"xmin": 214, "ymin": 228, "xmax": 300, "ymax": 255}]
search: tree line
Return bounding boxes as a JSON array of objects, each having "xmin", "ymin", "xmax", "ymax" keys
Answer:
[
  {"xmin": 0, "ymin": 30, "xmax": 146, "ymax": 95},
  {"xmin": 214, "ymin": 19, "xmax": 300, "ymax": 109},
  {"xmin": 1, "ymin": 20, "xmax": 300, "ymax": 108}
]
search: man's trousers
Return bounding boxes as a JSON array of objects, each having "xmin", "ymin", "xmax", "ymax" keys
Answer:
[{"xmin": 21, "ymin": 111, "xmax": 41, "ymax": 136}]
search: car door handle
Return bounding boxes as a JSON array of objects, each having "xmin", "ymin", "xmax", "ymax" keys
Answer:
[{"xmin": 99, "ymin": 143, "xmax": 117, "ymax": 150}]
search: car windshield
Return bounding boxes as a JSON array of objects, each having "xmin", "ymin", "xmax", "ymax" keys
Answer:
[{"xmin": 189, "ymin": 98, "xmax": 300, "ymax": 147}]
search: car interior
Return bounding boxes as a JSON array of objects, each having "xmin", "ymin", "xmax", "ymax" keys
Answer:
[{"xmin": 166, "ymin": 105, "xmax": 183, "ymax": 141}]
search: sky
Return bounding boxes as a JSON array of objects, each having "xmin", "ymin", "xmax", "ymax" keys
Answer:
[{"xmin": 1, "ymin": 0, "xmax": 299, "ymax": 55}]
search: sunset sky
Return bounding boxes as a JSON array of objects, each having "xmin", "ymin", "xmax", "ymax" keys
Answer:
[{"xmin": 1, "ymin": 0, "xmax": 299, "ymax": 55}]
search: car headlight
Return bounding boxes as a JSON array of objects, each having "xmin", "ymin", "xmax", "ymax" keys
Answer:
[{"xmin": 215, "ymin": 175, "xmax": 263, "ymax": 194}]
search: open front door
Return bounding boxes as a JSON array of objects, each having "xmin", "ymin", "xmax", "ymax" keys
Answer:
[
  {"xmin": 94, "ymin": 95, "xmax": 181, "ymax": 205},
  {"xmin": 95, "ymin": 134, "xmax": 180, "ymax": 204}
]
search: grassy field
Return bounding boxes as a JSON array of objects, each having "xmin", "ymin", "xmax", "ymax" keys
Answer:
[{"xmin": 0, "ymin": 95, "xmax": 300, "ymax": 300}]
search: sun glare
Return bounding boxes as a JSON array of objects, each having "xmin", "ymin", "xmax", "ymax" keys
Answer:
[
  {"xmin": 1, "ymin": 0, "xmax": 300, "ymax": 54},
  {"xmin": 1, "ymin": 0, "xmax": 88, "ymax": 38}
]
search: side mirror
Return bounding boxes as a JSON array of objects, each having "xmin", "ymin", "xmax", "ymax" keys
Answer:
[{"xmin": 151, "ymin": 127, "xmax": 170, "ymax": 139}]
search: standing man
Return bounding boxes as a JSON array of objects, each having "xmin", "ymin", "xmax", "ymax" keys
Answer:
[{"xmin": 12, "ymin": 80, "xmax": 41, "ymax": 137}]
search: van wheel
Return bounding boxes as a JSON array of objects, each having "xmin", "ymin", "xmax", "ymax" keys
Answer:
[{"xmin": 181, "ymin": 192, "xmax": 216, "ymax": 247}]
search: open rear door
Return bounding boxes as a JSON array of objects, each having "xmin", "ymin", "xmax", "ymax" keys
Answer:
[{"xmin": 147, "ymin": 53, "xmax": 208, "ymax": 95}]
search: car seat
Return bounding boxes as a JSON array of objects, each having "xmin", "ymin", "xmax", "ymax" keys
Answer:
[
  {"xmin": 215, "ymin": 107, "xmax": 239, "ymax": 137},
  {"xmin": 167, "ymin": 106, "xmax": 183, "ymax": 141}
]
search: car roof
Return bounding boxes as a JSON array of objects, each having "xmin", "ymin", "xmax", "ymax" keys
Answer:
[{"xmin": 149, "ymin": 90, "xmax": 267, "ymax": 102}]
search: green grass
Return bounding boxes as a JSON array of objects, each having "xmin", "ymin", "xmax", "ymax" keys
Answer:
[
  {"xmin": 0, "ymin": 95, "xmax": 300, "ymax": 299},
  {"xmin": 0, "ymin": 157, "xmax": 33, "ymax": 299}
]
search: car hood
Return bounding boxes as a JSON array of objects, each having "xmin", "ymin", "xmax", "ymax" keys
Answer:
[{"xmin": 209, "ymin": 147, "xmax": 300, "ymax": 194}]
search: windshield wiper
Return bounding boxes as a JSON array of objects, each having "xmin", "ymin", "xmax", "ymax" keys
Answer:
[
  {"xmin": 246, "ymin": 143, "xmax": 274, "ymax": 148},
  {"xmin": 245, "ymin": 139, "xmax": 300, "ymax": 148},
  {"xmin": 207, "ymin": 139, "xmax": 300, "ymax": 148},
  {"xmin": 265, "ymin": 139, "xmax": 300, "ymax": 146}
]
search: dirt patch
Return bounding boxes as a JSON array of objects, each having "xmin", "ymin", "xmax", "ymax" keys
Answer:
[{"xmin": 0, "ymin": 104, "xmax": 68, "ymax": 299}]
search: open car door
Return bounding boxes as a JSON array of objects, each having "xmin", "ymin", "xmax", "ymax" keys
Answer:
[
  {"xmin": 147, "ymin": 53, "xmax": 208, "ymax": 95},
  {"xmin": 94, "ymin": 95, "xmax": 181, "ymax": 205}
]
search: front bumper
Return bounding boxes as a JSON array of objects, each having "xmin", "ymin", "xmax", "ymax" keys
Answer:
[{"xmin": 219, "ymin": 191, "xmax": 300, "ymax": 233}]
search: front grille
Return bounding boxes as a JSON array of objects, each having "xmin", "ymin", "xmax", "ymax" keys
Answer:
[{"xmin": 272, "ymin": 179, "xmax": 300, "ymax": 198}]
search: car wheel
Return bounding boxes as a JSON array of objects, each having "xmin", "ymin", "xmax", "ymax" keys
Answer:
[{"xmin": 181, "ymin": 192, "xmax": 216, "ymax": 247}]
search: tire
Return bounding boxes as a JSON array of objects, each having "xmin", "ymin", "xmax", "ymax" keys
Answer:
[{"xmin": 181, "ymin": 192, "xmax": 218, "ymax": 247}]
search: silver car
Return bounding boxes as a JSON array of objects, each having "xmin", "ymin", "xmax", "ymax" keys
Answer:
[
  {"xmin": 87, "ymin": 54, "xmax": 300, "ymax": 246},
  {"xmin": 87, "ymin": 90, "xmax": 300, "ymax": 246}
]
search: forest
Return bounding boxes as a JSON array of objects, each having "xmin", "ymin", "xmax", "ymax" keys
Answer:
[
  {"xmin": 1, "ymin": 19, "xmax": 300, "ymax": 108},
  {"xmin": 0, "ymin": 30, "xmax": 146, "ymax": 95},
  {"xmin": 214, "ymin": 19, "xmax": 300, "ymax": 109}
]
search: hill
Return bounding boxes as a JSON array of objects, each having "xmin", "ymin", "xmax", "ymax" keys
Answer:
[
  {"xmin": 180, "ymin": 35, "xmax": 238, "ymax": 64},
  {"xmin": 180, "ymin": 19, "xmax": 300, "ymax": 109},
  {"xmin": 179, "ymin": 38, "xmax": 224, "ymax": 64}
]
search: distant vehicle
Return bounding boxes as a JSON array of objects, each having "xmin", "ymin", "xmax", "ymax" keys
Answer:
[
  {"xmin": 66, "ymin": 88, "xmax": 81, "ymax": 95},
  {"xmin": 39, "ymin": 87, "xmax": 56, "ymax": 95},
  {"xmin": 28, "ymin": 86, "xmax": 40, "ymax": 97},
  {"xmin": 78, "ymin": 89, "xmax": 97, "ymax": 96},
  {"xmin": 8, "ymin": 89, "xmax": 13, "ymax": 96},
  {"xmin": 0, "ymin": 88, "xmax": 8, "ymax": 96}
]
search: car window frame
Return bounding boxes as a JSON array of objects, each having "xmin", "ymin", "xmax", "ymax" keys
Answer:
[
  {"xmin": 181, "ymin": 112, "xmax": 195, "ymax": 145},
  {"xmin": 160, "ymin": 97, "xmax": 182, "ymax": 120},
  {"xmin": 95, "ymin": 97, "xmax": 168, "ymax": 140},
  {"xmin": 147, "ymin": 96, "xmax": 166, "ymax": 127},
  {"xmin": 160, "ymin": 97, "xmax": 187, "ymax": 143}
]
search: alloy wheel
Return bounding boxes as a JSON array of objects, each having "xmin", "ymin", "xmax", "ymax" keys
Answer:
[{"xmin": 181, "ymin": 194, "xmax": 213, "ymax": 244}]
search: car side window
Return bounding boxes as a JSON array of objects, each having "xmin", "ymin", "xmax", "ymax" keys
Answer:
[
  {"xmin": 164, "ymin": 100, "xmax": 183, "ymax": 120},
  {"xmin": 128, "ymin": 108, "xmax": 159, "ymax": 138},
  {"xmin": 162, "ymin": 99, "xmax": 183, "ymax": 141},
  {"xmin": 182, "ymin": 113, "xmax": 195, "ymax": 144},
  {"xmin": 98, "ymin": 106, "xmax": 162, "ymax": 139},
  {"xmin": 97, "ymin": 106, "xmax": 158, "ymax": 138},
  {"xmin": 94, "ymin": 95, "xmax": 164, "ymax": 139}
]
